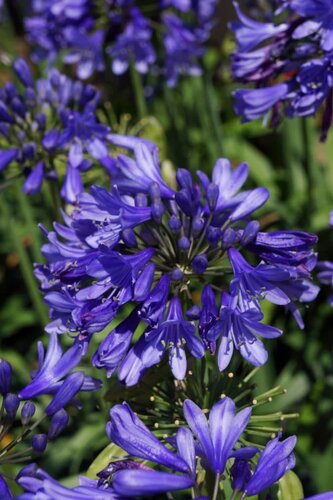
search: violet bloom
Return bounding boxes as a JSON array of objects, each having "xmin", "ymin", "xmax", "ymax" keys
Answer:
[
  {"xmin": 17, "ymin": 465, "xmax": 119, "ymax": 499},
  {"xmin": 26, "ymin": 0, "xmax": 217, "ymax": 85},
  {"xmin": 108, "ymin": 8, "xmax": 156, "ymax": 75},
  {"xmin": 0, "ymin": 59, "xmax": 110, "ymax": 203},
  {"xmin": 183, "ymin": 397, "xmax": 256, "ymax": 474},
  {"xmin": 231, "ymin": 434, "xmax": 296, "ymax": 496},
  {"xmin": 107, "ymin": 402, "xmax": 195, "ymax": 495},
  {"xmin": 230, "ymin": 1, "xmax": 333, "ymax": 139},
  {"xmin": 36, "ymin": 135, "xmax": 318, "ymax": 384},
  {"xmin": 19, "ymin": 333, "xmax": 101, "ymax": 414}
]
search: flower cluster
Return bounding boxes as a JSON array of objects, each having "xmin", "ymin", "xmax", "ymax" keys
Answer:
[
  {"xmin": 35, "ymin": 134, "xmax": 319, "ymax": 386},
  {"xmin": 0, "ymin": 341, "xmax": 100, "ymax": 495},
  {"xmin": 25, "ymin": 0, "xmax": 218, "ymax": 86},
  {"xmin": 0, "ymin": 58, "xmax": 109, "ymax": 203},
  {"xmin": 317, "ymin": 212, "xmax": 333, "ymax": 305},
  {"xmin": 17, "ymin": 396, "xmax": 298, "ymax": 498},
  {"xmin": 230, "ymin": 1, "xmax": 333, "ymax": 140}
]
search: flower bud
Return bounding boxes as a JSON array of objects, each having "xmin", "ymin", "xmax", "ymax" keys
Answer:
[
  {"xmin": 178, "ymin": 236, "xmax": 190, "ymax": 251},
  {"xmin": 240, "ymin": 220, "xmax": 260, "ymax": 246},
  {"xmin": 206, "ymin": 226, "xmax": 221, "ymax": 244},
  {"xmin": 151, "ymin": 200, "xmax": 165, "ymax": 223},
  {"xmin": 170, "ymin": 268, "xmax": 184, "ymax": 281},
  {"xmin": 221, "ymin": 227, "xmax": 236, "ymax": 250},
  {"xmin": 207, "ymin": 183, "xmax": 219, "ymax": 210},
  {"xmin": 122, "ymin": 228, "xmax": 137, "ymax": 248},
  {"xmin": 169, "ymin": 215, "xmax": 182, "ymax": 233},
  {"xmin": 192, "ymin": 254, "xmax": 208, "ymax": 274},
  {"xmin": 186, "ymin": 305, "xmax": 201, "ymax": 320},
  {"xmin": 0, "ymin": 359, "xmax": 12, "ymax": 396},
  {"xmin": 13, "ymin": 58, "xmax": 34, "ymax": 87},
  {"xmin": 48, "ymin": 409, "xmax": 69, "ymax": 440},
  {"xmin": 21, "ymin": 401, "xmax": 36, "ymax": 426},
  {"xmin": 192, "ymin": 216, "xmax": 205, "ymax": 237},
  {"xmin": 135, "ymin": 193, "xmax": 148, "ymax": 207},
  {"xmin": 4, "ymin": 393, "xmax": 20, "ymax": 419},
  {"xmin": 32, "ymin": 434, "xmax": 48, "ymax": 454}
]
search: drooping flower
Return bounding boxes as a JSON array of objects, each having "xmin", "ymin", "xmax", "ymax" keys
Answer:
[
  {"xmin": 0, "ymin": 58, "xmax": 109, "ymax": 202},
  {"xmin": 230, "ymin": 1, "xmax": 333, "ymax": 139},
  {"xmin": 36, "ymin": 135, "xmax": 318, "ymax": 384}
]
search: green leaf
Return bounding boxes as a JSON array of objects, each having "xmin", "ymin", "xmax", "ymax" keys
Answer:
[{"xmin": 278, "ymin": 471, "xmax": 304, "ymax": 500}]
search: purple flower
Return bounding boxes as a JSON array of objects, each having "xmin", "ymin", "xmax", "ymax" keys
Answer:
[
  {"xmin": 106, "ymin": 402, "xmax": 195, "ymax": 495},
  {"xmin": 37, "ymin": 135, "xmax": 318, "ymax": 384},
  {"xmin": 18, "ymin": 333, "xmax": 101, "ymax": 414},
  {"xmin": 231, "ymin": 434, "xmax": 297, "ymax": 495},
  {"xmin": 26, "ymin": 0, "xmax": 217, "ymax": 85},
  {"xmin": 17, "ymin": 465, "xmax": 119, "ymax": 499},
  {"xmin": 0, "ymin": 476, "xmax": 13, "ymax": 500},
  {"xmin": 183, "ymin": 397, "xmax": 256, "ymax": 474},
  {"xmin": 230, "ymin": 1, "xmax": 333, "ymax": 138},
  {"xmin": 0, "ymin": 60, "xmax": 109, "ymax": 202},
  {"xmin": 207, "ymin": 292, "xmax": 282, "ymax": 370},
  {"xmin": 109, "ymin": 8, "xmax": 156, "ymax": 75},
  {"xmin": 163, "ymin": 12, "xmax": 206, "ymax": 87}
]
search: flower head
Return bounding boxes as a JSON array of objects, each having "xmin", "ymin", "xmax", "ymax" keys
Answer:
[
  {"xmin": 36, "ymin": 135, "xmax": 318, "ymax": 385},
  {"xmin": 0, "ymin": 59, "xmax": 109, "ymax": 202},
  {"xmin": 230, "ymin": 1, "xmax": 333, "ymax": 139}
]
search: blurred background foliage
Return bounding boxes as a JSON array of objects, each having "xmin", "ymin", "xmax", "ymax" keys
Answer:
[{"xmin": 0, "ymin": 1, "xmax": 333, "ymax": 497}]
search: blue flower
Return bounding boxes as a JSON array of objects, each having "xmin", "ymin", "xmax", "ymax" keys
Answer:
[
  {"xmin": 25, "ymin": 0, "xmax": 217, "ymax": 85},
  {"xmin": 183, "ymin": 396, "xmax": 254, "ymax": 473},
  {"xmin": 17, "ymin": 465, "xmax": 119, "ymax": 499},
  {"xmin": 0, "ymin": 60, "xmax": 109, "ymax": 202},
  {"xmin": 106, "ymin": 402, "xmax": 195, "ymax": 495},
  {"xmin": 231, "ymin": 434, "xmax": 297, "ymax": 495},
  {"xmin": 37, "ymin": 136, "xmax": 318, "ymax": 384},
  {"xmin": 18, "ymin": 333, "xmax": 101, "ymax": 414},
  {"xmin": 230, "ymin": 1, "xmax": 333, "ymax": 139},
  {"xmin": 207, "ymin": 292, "xmax": 282, "ymax": 370}
]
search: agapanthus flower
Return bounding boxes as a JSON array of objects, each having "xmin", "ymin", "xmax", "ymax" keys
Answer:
[
  {"xmin": 25, "ymin": 0, "xmax": 218, "ymax": 85},
  {"xmin": 230, "ymin": 1, "xmax": 333, "ymax": 140},
  {"xmin": 0, "ymin": 343, "xmax": 100, "ymax": 496},
  {"xmin": 16, "ymin": 396, "xmax": 298, "ymax": 498},
  {"xmin": 0, "ymin": 58, "xmax": 109, "ymax": 202},
  {"xmin": 36, "ymin": 135, "xmax": 318, "ymax": 385}
]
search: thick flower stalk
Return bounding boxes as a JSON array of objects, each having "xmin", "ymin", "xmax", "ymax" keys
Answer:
[
  {"xmin": 230, "ymin": 1, "xmax": 333, "ymax": 140},
  {"xmin": 17, "ymin": 396, "xmax": 299, "ymax": 498},
  {"xmin": 0, "ymin": 346, "xmax": 100, "ymax": 495},
  {"xmin": 25, "ymin": 0, "xmax": 217, "ymax": 86},
  {"xmin": 35, "ymin": 135, "xmax": 319, "ymax": 386},
  {"xmin": 0, "ymin": 58, "xmax": 109, "ymax": 202}
]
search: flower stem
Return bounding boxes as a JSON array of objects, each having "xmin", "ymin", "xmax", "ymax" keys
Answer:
[
  {"xmin": 202, "ymin": 73, "xmax": 224, "ymax": 158},
  {"xmin": 129, "ymin": 62, "xmax": 147, "ymax": 118},
  {"xmin": 14, "ymin": 182, "xmax": 43, "ymax": 263},
  {"xmin": 0, "ymin": 192, "xmax": 49, "ymax": 328},
  {"xmin": 212, "ymin": 472, "xmax": 221, "ymax": 500}
]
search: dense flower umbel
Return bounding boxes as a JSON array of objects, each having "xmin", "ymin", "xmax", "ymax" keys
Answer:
[
  {"xmin": 0, "ymin": 58, "xmax": 109, "ymax": 202},
  {"xmin": 16, "ymin": 397, "xmax": 297, "ymax": 498},
  {"xmin": 0, "ymin": 347, "xmax": 100, "ymax": 496},
  {"xmin": 35, "ymin": 135, "xmax": 319, "ymax": 384},
  {"xmin": 230, "ymin": 1, "xmax": 333, "ymax": 140},
  {"xmin": 25, "ymin": 0, "xmax": 217, "ymax": 85}
]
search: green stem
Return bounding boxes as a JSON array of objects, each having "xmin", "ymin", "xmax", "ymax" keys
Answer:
[
  {"xmin": 0, "ymin": 193, "xmax": 49, "ymax": 328},
  {"xmin": 202, "ymin": 73, "xmax": 224, "ymax": 157},
  {"xmin": 129, "ymin": 62, "xmax": 147, "ymax": 118},
  {"xmin": 212, "ymin": 473, "xmax": 221, "ymax": 500},
  {"xmin": 48, "ymin": 179, "xmax": 62, "ymax": 223},
  {"xmin": 301, "ymin": 118, "xmax": 318, "ymax": 220},
  {"xmin": 14, "ymin": 182, "xmax": 43, "ymax": 263}
]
